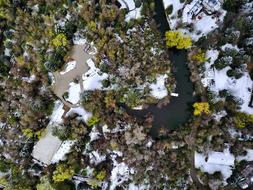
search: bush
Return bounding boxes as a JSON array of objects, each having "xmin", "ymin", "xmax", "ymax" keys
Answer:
[
  {"xmin": 165, "ymin": 5, "xmax": 173, "ymax": 15},
  {"xmin": 234, "ymin": 112, "xmax": 253, "ymax": 128},
  {"xmin": 52, "ymin": 164, "xmax": 74, "ymax": 183},
  {"xmin": 87, "ymin": 116, "xmax": 100, "ymax": 127},
  {"xmin": 52, "ymin": 33, "xmax": 68, "ymax": 48},
  {"xmin": 226, "ymin": 69, "xmax": 243, "ymax": 79}
]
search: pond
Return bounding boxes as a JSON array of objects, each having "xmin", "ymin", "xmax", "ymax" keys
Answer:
[{"xmin": 125, "ymin": 0, "xmax": 195, "ymax": 137}]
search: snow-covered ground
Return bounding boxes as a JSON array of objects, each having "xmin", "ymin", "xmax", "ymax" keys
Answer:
[
  {"xmin": 202, "ymin": 49, "xmax": 253, "ymax": 114},
  {"xmin": 89, "ymin": 125, "xmax": 101, "ymax": 142},
  {"xmin": 50, "ymin": 101, "xmax": 65, "ymax": 124},
  {"xmin": 89, "ymin": 150, "xmax": 106, "ymax": 165},
  {"xmin": 118, "ymin": 0, "xmax": 142, "ymax": 21},
  {"xmin": 149, "ymin": 74, "xmax": 168, "ymax": 99},
  {"xmin": 228, "ymin": 128, "xmax": 253, "ymax": 141},
  {"xmin": 164, "ymin": 0, "xmax": 226, "ymax": 41},
  {"xmin": 22, "ymin": 74, "xmax": 36, "ymax": 83},
  {"xmin": 66, "ymin": 82, "xmax": 81, "ymax": 104},
  {"xmin": 82, "ymin": 59, "xmax": 108, "ymax": 90},
  {"xmin": 110, "ymin": 154, "xmax": 134, "ymax": 190},
  {"xmin": 163, "ymin": 0, "xmax": 185, "ymax": 29},
  {"xmin": 60, "ymin": 61, "xmax": 76, "ymax": 75},
  {"xmin": 66, "ymin": 107, "xmax": 92, "ymax": 123},
  {"xmin": 236, "ymin": 149, "xmax": 253, "ymax": 161},
  {"xmin": 195, "ymin": 148, "xmax": 235, "ymax": 184}
]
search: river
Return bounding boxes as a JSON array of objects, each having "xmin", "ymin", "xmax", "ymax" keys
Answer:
[{"xmin": 125, "ymin": 0, "xmax": 195, "ymax": 137}]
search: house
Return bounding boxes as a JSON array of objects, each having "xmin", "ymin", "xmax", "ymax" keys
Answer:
[
  {"xmin": 32, "ymin": 125, "xmax": 62, "ymax": 165},
  {"xmin": 187, "ymin": 0, "xmax": 223, "ymax": 19},
  {"xmin": 202, "ymin": 0, "xmax": 224, "ymax": 14},
  {"xmin": 187, "ymin": 0, "xmax": 203, "ymax": 18},
  {"xmin": 237, "ymin": 164, "xmax": 253, "ymax": 189}
]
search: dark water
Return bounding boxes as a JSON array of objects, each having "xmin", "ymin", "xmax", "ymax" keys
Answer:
[{"xmin": 125, "ymin": 0, "xmax": 195, "ymax": 137}]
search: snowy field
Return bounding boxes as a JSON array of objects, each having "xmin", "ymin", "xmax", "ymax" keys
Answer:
[{"xmin": 202, "ymin": 49, "xmax": 253, "ymax": 114}]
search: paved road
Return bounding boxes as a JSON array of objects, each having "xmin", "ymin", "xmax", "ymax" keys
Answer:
[{"xmin": 52, "ymin": 45, "xmax": 92, "ymax": 108}]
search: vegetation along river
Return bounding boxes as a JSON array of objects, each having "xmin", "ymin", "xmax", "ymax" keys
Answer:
[{"xmin": 125, "ymin": 0, "xmax": 195, "ymax": 137}]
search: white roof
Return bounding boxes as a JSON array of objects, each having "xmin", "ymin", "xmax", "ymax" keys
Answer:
[
  {"xmin": 32, "ymin": 125, "xmax": 62, "ymax": 165},
  {"xmin": 207, "ymin": 151, "xmax": 235, "ymax": 166}
]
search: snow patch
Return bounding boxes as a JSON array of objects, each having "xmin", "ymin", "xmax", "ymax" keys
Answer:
[
  {"xmin": 237, "ymin": 149, "xmax": 253, "ymax": 162},
  {"xmin": 50, "ymin": 101, "xmax": 65, "ymax": 124},
  {"xmin": 89, "ymin": 150, "xmax": 106, "ymax": 165},
  {"xmin": 66, "ymin": 82, "xmax": 81, "ymax": 104},
  {"xmin": 51, "ymin": 140, "xmax": 75, "ymax": 163},
  {"xmin": 60, "ymin": 61, "xmax": 76, "ymax": 75},
  {"xmin": 22, "ymin": 74, "xmax": 36, "ymax": 83},
  {"xmin": 195, "ymin": 148, "xmax": 235, "ymax": 184},
  {"xmin": 110, "ymin": 154, "xmax": 134, "ymax": 190},
  {"xmin": 66, "ymin": 107, "xmax": 92, "ymax": 123},
  {"xmin": 82, "ymin": 59, "xmax": 108, "ymax": 90},
  {"xmin": 149, "ymin": 74, "xmax": 168, "ymax": 99},
  {"xmin": 202, "ymin": 49, "xmax": 253, "ymax": 114}
]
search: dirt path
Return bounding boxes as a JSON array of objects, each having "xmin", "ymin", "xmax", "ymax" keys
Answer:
[{"xmin": 188, "ymin": 120, "xmax": 209, "ymax": 190}]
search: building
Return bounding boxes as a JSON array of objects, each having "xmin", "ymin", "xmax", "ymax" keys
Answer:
[
  {"xmin": 187, "ymin": 0, "xmax": 224, "ymax": 18},
  {"xmin": 237, "ymin": 164, "xmax": 253, "ymax": 189},
  {"xmin": 32, "ymin": 125, "xmax": 62, "ymax": 165},
  {"xmin": 202, "ymin": 0, "xmax": 224, "ymax": 14}
]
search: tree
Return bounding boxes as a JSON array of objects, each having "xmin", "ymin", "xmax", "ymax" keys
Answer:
[
  {"xmin": 193, "ymin": 102, "xmax": 211, "ymax": 116},
  {"xmin": 192, "ymin": 49, "xmax": 206, "ymax": 63},
  {"xmin": 52, "ymin": 33, "xmax": 68, "ymax": 48},
  {"xmin": 87, "ymin": 116, "xmax": 100, "ymax": 127},
  {"xmin": 52, "ymin": 164, "xmax": 74, "ymax": 183},
  {"xmin": 165, "ymin": 31, "xmax": 192, "ymax": 49},
  {"xmin": 234, "ymin": 112, "xmax": 253, "ymax": 128},
  {"xmin": 36, "ymin": 176, "xmax": 55, "ymax": 190}
]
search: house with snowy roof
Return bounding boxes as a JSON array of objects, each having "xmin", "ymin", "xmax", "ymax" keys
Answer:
[
  {"xmin": 237, "ymin": 164, "xmax": 253, "ymax": 189},
  {"xmin": 187, "ymin": 0, "xmax": 223, "ymax": 18},
  {"xmin": 202, "ymin": 0, "xmax": 224, "ymax": 14}
]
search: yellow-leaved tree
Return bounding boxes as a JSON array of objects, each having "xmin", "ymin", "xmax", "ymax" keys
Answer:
[
  {"xmin": 52, "ymin": 164, "xmax": 74, "ymax": 182},
  {"xmin": 52, "ymin": 33, "xmax": 68, "ymax": 48},
  {"xmin": 165, "ymin": 31, "xmax": 192, "ymax": 49},
  {"xmin": 193, "ymin": 102, "xmax": 211, "ymax": 116},
  {"xmin": 234, "ymin": 112, "xmax": 253, "ymax": 128},
  {"xmin": 192, "ymin": 49, "xmax": 206, "ymax": 63}
]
